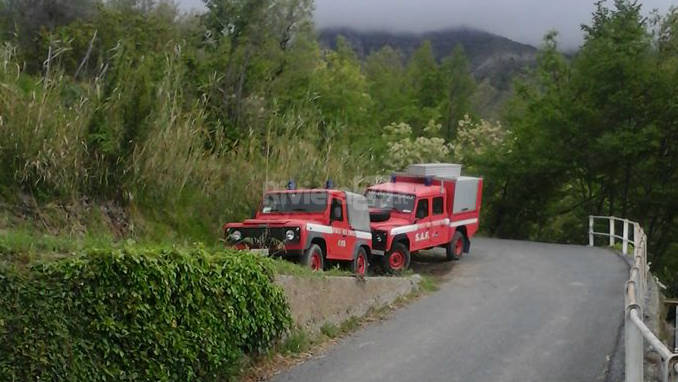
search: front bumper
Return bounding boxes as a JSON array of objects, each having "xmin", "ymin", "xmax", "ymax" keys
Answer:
[
  {"xmin": 226, "ymin": 226, "xmax": 302, "ymax": 254},
  {"xmin": 232, "ymin": 245, "xmax": 303, "ymax": 257}
]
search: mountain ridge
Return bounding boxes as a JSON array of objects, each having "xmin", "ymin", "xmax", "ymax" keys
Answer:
[{"xmin": 317, "ymin": 27, "xmax": 538, "ymax": 92}]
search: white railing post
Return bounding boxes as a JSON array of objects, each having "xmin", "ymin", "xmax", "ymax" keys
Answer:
[
  {"xmin": 626, "ymin": 298, "xmax": 644, "ymax": 381},
  {"xmin": 623, "ymin": 219, "xmax": 629, "ymax": 256},
  {"xmin": 625, "ymin": 316, "xmax": 644, "ymax": 382},
  {"xmin": 643, "ymin": 235, "xmax": 648, "ymax": 299},
  {"xmin": 592, "ymin": 217, "xmax": 678, "ymax": 382},
  {"xmin": 589, "ymin": 216, "xmax": 594, "ymax": 247}
]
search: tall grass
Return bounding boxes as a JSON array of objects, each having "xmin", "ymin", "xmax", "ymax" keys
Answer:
[
  {"xmin": 0, "ymin": 44, "xmax": 93, "ymax": 197},
  {"xmin": 0, "ymin": 41, "xmax": 373, "ymax": 242}
]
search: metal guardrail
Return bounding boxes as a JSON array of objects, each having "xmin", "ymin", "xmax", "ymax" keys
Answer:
[
  {"xmin": 666, "ymin": 299, "xmax": 678, "ymax": 355},
  {"xmin": 589, "ymin": 216, "xmax": 678, "ymax": 382}
]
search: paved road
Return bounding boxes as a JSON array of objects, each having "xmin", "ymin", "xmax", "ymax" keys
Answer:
[{"xmin": 271, "ymin": 238, "xmax": 628, "ymax": 382}]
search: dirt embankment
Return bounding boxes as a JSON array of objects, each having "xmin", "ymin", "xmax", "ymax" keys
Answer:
[{"xmin": 0, "ymin": 194, "xmax": 130, "ymax": 238}]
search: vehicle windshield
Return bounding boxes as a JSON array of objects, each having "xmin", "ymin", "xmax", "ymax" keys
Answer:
[
  {"xmin": 365, "ymin": 190, "xmax": 415, "ymax": 213},
  {"xmin": 261, "ymin": 191, "xmax": 328, "ymax": 213}
]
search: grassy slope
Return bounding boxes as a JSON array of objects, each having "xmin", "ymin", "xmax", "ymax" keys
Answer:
[
  {"xmin": 0, "ymin": 200, "xmax": 354, "ymax": 277},
  {"xmin": 0, "ymin": 226, "xmax": 355, "ymax": 277}
]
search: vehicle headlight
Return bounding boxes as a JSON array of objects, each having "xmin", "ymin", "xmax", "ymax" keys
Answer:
[
  {"xmin": 231, "ymin": 230, "xmax": 242, "ymax": 241},
  {"xmin": 285, "ymin": 230, "xmax": 296, "ymax": 241}
]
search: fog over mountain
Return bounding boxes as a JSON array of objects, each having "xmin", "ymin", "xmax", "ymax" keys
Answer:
[
  {"xmin": 313, "ymin": 0, "xmax": 672, "ymax": 50},
  {"xmin": 178, "ymin": 0, "xmax": 673, "ymax": 50}
]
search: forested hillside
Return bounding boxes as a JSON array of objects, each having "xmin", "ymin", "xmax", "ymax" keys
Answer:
[
  {"xmin": 319, "ymin": 27, "xmax": 537, "ymax": 90},
  {"xmin": 319, "ymin": 27, "xmax": 538, "ymax": 118},
  {"xmin": 0, "ymin": 0, "xmax": 676, "ymax": 295}
]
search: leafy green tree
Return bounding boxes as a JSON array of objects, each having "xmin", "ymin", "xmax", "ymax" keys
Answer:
[
  {"xmin": 311, "ymin": 36, "xmax": 372, "ymax": 144},
  {"xmin": 200, "ymin": 0, "xmax": 313, "ymax": 138},
  {"xmin": 481, "ymin": 1, "xmax": 678, "ymax": 295},
  {"xmin": 479, "ymin": 31, "xmax": 572, "ymax": 238},
  {"xmin": 42, "ymin": 2, "xmax": 181, "ymax": 79},
  {"xmin": 0, "ymin": 0, "xmax": 97, "ymax": 71},
  {"xmin": 405, "ymin": 41, "xmax": 444, "ymax": 130},
  {"xmin": 365, "ymin": 46, "xmax": 410, "ymax": 128},
  {"xmin": 439, "ymin": 45, "xmax": 476, "ymax": 140}
]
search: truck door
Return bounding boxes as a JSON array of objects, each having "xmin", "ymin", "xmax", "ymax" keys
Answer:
[
  {"xmin": 327, "ymin": 197, "xmax": 354, "ymax": 261},
  {"xmin": 430, "ymin": 196, "xmax": 448, "ymax": 245},
  {"xmin": 412, "ymin": 198, "xmax": 432, "ymax": 251}
]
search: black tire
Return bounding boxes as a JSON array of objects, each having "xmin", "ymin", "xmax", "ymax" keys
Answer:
[
  {"xmin": 352, "ymin": 247, "xmax": 369, "ymax": 276},
  {"xmin": 370, "ymin": 254, "xmax": 386, "ymax": 274},
  {"xmin": 301, "ymin": 244, "xmax": 324, "ymax": 272},
  {"xmin": 446, "ymin": 231, "xmax": 465, "ymax": 261},
  {"xmin": 382, "ymin": 242, "xmax": 411, "ymax": 274}
]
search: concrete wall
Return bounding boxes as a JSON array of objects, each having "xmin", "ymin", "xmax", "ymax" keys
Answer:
[{"xmin": 275, "ymin": 275, "xmax": 421, "ymax": 332}]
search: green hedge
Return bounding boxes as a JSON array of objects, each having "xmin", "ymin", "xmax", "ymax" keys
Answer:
[{"xmin": 0, "ymin": 246, "xmax": 291, "ymax": 381}]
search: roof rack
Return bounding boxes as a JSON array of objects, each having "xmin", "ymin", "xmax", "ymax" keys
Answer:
[{"xmin": 406, "ymin": 163, "xmax": 462, "ymax": 178}]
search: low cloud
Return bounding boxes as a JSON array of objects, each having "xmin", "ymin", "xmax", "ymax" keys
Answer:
[{"xmin": 178, "ymin": 0, "xmax": 673, "ymax": 49}]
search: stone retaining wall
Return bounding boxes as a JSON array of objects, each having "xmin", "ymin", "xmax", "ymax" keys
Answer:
[{"xmin": 275, "ymin": 275, "xmax": 421, "ymax": 332}]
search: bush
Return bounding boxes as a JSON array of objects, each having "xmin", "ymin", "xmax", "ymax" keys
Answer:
[{"xmin": 0, "ymin": 246, "xmax": 291, "ymax": 381}]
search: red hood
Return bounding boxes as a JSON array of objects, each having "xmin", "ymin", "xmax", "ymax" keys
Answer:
[
  {"xmin": 370, "ymin": 218, "xmax": 411, "ymax": 232},
  {"xmin": 227, "ymin": 217, "xmax": 326, "ymax": 228},
  {"xmin": 244, "ymin": 218, "xmax": 306, "ymax": 226}
]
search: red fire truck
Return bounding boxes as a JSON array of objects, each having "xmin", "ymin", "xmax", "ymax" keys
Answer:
[
  {"xmin": 366, "ymin": 164, "xmax": 483, "ymax": 273},
  {"xmin": 224, "ymin": 188, "xmax": 372, "ymax": 275}
]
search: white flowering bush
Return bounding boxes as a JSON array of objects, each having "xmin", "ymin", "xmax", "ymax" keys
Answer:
[
  {"xmin": 453, "ymin": 114, "xmax": 506, "ymax": 162},
  {"xmin": 382, "ymin": 120, "xmax": 452, "ymax": 171}
]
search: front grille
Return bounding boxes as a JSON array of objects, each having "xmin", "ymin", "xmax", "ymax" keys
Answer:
[
  {"xmin": 242, "ymin": 227, "xmax": 287, "ymax": 242},
  {"xmin": 231, "ymin": 227, "xmax": 300, "ymax": 248}
]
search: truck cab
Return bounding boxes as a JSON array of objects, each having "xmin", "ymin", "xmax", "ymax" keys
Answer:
[
  {"xmin": 366, "ymin": 164, "xmax": 483, "ymax": 273},
  {"xmin": 224, "ymin": 189, "xmax": 372, "ymax": 275}
]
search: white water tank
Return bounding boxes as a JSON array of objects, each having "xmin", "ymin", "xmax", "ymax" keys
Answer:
[{"xmin": 406, "ymin": 163, "xmax": 462, "ymax": 178}]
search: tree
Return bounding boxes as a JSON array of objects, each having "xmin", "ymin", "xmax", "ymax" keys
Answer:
[
  {"xmin": 405, "ymin": 41, "xmax": 444, "ymax": 131},
  {"xmin": 365, "ymin": 46, "xmax": 410, "ymax": 128},
  {"xmin": 311, "ymin": 36, "xmax": 372, "ymax": 144},
  {"xmin": 200, "ymin": 0, "xmax": 313, "ymax": 135},
  {"xmin": 480, "ymin": 31, "xmax": 572, "ymax": 238},
  {"xmin": 439, "ymin": 45, "xmax": 476, "ymax": 140},
  {"xmin": 0, "ymin": 0, "xmax": 97, "ymax": 71},
  {"xmin": 481, "ymin": 1, "xmax": 678, "ymax": 298}
]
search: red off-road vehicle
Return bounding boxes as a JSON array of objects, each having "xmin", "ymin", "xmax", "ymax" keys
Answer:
[
  {"xmin": 367, "ymin": 164, "xmax": 483, "ymax": 273},
  {"xmin": 224, "ymin": 188, "xmax": 372, "ymax": 275}
]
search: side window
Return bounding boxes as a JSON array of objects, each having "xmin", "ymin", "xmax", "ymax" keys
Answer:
[
  {"xmin": 330, "ymin": 199, "xmax": 344, "ymax": 222},
  {"xmin": 433, "ymin": 197, "xmax": 444, "ymax": 215},
  {"xmin": 415, "ymin": 199, "xmax": 429, "ymax": 219}
]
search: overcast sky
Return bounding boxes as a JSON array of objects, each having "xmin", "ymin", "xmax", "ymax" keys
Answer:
[{"xmin": 178, "ymin": 0, "xmax": 674, "ymax": 49}]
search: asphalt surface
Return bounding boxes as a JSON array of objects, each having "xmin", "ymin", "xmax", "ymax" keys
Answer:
[{"xmin": 270, "ymin": 238, "xmax": 628, "ymax": 382}]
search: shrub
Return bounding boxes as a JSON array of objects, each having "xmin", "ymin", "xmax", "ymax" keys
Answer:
[
  {"xmin": 0, "ymin": 246, "xmax": 291, "ymax": 381},
  {"xmin": 382, "ymin": 120, "xmax": 452, "ymax": 171}
]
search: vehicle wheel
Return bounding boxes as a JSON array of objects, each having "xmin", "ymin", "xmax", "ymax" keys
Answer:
[
  {"xmin": 383, "ymin": 242, "xmax": 410, "ymax": 274},
  {"xmin": 352, "ymin": 247, "xmax": 369, "ymax": 276},
  {"xmin": 446, "ymin": 231, "xmax": 465, "ymax": 261},
  {"xmin": 301, "ymin": 244, "xmax": 324, "ymax": 272}
]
